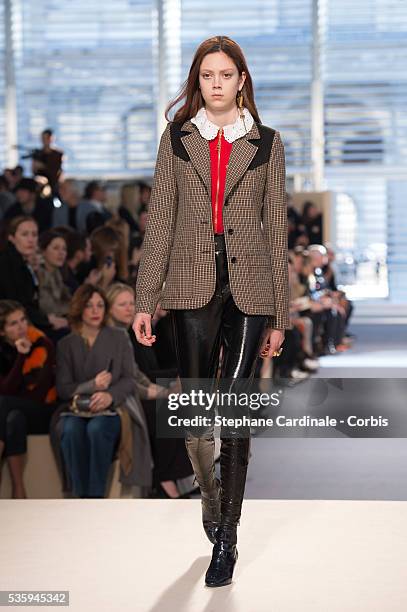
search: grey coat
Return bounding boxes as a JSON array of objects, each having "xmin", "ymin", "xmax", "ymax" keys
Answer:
[
  {"xmin": 38, "ymin": 264, "xmax": 71, "ymax": 316},
  {"xmin": 53, "ymin": 326, "xmax": 154, "ymax": 490},
  {"xmin": 56, "ymin": 326, "xmax": 135, "ymax": 405}
]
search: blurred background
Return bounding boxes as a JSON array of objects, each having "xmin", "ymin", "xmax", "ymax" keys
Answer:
[{"xmin": 1, "ymin": 0, "xmax": 406, "ymax": 309}]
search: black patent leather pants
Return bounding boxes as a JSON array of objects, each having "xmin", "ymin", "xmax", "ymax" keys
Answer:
[
  {"xmin": 170, "ymin": 233, "xmax": 269, "ymax": 526},
  {"xmin": 170, "ymin": 233, "xmax": 268, "ymax": 411}
]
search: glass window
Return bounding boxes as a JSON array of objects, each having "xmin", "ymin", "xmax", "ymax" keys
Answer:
[{"xmin": 9, "ymin": 0, "xmax": 156, "ymax": 177}]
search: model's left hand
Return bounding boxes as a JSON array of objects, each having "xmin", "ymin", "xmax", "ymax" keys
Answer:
[{"xmin": 259, "ymin": 328, "xmax": 285, "ymax": 359}]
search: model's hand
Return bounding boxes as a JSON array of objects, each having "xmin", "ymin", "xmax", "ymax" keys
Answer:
[
  {"xmin": 133, "ymin": 313, "xmax": 156, "ymax": 346},
  {"xmin": 259, "ymin": 328, "xmax": 285, "ymax": 359}
]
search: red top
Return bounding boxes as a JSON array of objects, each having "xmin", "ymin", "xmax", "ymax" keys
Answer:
[{"xmin": 209, "ymin": 128, "xmax": 233, "ymax": 234}]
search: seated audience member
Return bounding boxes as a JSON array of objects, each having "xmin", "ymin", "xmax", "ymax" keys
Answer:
[
  {"xmin": 52, "ymin": 179, "xmax": 81, "ymax": 229},
  {"xmin": 301, "ymin": 201, "xmax": 323, "ymax": 245},
  {"xmin": 3, "ymin": 167, "xmax": 23, "ymax": 192},
  {"xmin": 76, "ymin": 181, "xmax": 111, "ymax": 234},
  {"xmin": 138, "ymin": 180, "xmax": 151, "ymax": 208},
  {"xmin": 54, "ymin": 284, "xmax": 134, "ymax": 498},
  {"xmin": 137, "ymin": 204, "xmax": 148, "ymax": 240},
  {"xmin": 105, "ymin": 217, "xmax": 130, "ymax": 281},
  {"xmin": 287, "ymin": 193, "xmax": 302, "ymax": 249},
  {"xmin": 323, "ymin": 244, "xmax": 354, "ymax": 338},
  {"xmin": 107, "ymin": 283, "xmax": 193, "ymax": 498},
  {"xmin": 0, "ymin": 175, "xmax": 16, "ymax": 221},
  {"xmin": 0, "ymin": 216, "xmax": 53, "ymax": 333},
  {"xmin": 118, "ymin": 183, "xmax": 141, "ymax": 234},
  {"xmin": 293, "ymin": 231, "xmax": 310, "ymax": 247},
  {"xmin": 4, "ymin": 178, "xmax": 53, "ymax": 233},
  {"xmin": 61, "ymin": 231, "xmax": 92, "ymax": 294},
  {"xmin": 106, "ymin": 283, "xmax": 166, "ymax": 491},
  {"xmin": 288, "ymin": 255, "xmax": 317, "ymax": 361},
  {"xmin": 107, "ymin": 284, "xmax": 170, "ymax": 401},
  {"xmin": 38, "ymin": 231, "xmax": 71, "ymax": 332},
  {"xmin": 296, "ymin": 245, "xmax": 348, "ymax": 355},
  {"xmin": 130, "ymin": 204, "xmax": 149, "ymax": 245},
  {"xmin": 0, "ymin": 300, "xmax": 56, "ymax": 498},
  {"xmin": 128, "ymin": 235, "xmax": 144, "ymax": 283},
  {"xmin": 83, "ymin": 225, "xmax": 126, "ymax": 290},
  {"xmin": 112, "ymin": 284, "xmax": 178, "ymax": 383},
  {"xmin": 269, "ymin": 257, "xmax": 318, "ymax": 383}
]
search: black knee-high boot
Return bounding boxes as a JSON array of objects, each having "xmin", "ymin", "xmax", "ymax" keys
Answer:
[
  {"xmin": 205, "ymin": 432, "xmax": 251, "ymax": 587},
  {"xmin": 185, "ymin": 430, "xmax": 221, "ymax": 544}
]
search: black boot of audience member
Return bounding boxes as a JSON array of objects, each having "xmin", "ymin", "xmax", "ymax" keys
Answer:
[{"xmin": 205, "ymin": 434, "xmax": 250, "ymax": 587}]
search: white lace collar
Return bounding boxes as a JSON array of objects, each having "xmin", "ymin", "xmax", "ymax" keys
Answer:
[{"xmin": 190, "ymin": 106, "xmax": 254, "ymax": 143}]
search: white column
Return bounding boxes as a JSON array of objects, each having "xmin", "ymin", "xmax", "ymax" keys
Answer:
[
  {"xmin": 156, "ymin": 0, "xmax": 182, "ymax": 143},
  {"xmin": 311, "ymin": 0, "xmax": 326, "ymax": 191},
  {"xmin": 4, "ymin": 0, "xmax": 18, "ymax": 167}
]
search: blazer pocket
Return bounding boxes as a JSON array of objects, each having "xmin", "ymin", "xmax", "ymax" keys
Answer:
[
  {"xmin": 162, "ymin": 247, "xmax": 194, "ymax": 298},
  {"xmin": 244, "ymin": 251, "xmax": 275, "ymax": 306}
]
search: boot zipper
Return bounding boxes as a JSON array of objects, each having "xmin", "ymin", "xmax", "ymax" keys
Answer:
[{"xmin": 215, "ymin": 127, "xmax": 223, "ymax": 233}]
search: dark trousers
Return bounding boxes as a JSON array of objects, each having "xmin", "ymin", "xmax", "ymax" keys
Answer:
[
  {"xmin": 272, "ymin": 327, "xmax": 302, "ymax": 376},
  {"xmin": 141, "ymin": 398, "xmax": 194, "ymax": 484},
  {"xmin": 170, "ymin": 233, "xmax": 268, "ymax": 419},
  {"xmin": 60, "ymin": 415, "xmax": 121, "ymax": 498},
  {"xmin": 0, "ymin": 396, "xmax": 55, "ymax": 457}
]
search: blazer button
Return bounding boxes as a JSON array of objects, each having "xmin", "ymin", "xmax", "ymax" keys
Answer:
[
  {"xmin": 228, "ymin": 228, "xmax": 234, "ymax": 235},
  {"xmin": 224, "ymin": 200, "xmax": 229, "ymax": 207},
  {"xmin": 231, "ymin": 256, "xmax": 237, "ymax": 263}
]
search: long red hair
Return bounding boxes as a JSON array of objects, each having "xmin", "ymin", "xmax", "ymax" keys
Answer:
[{"xmin": 165, "ymin": 35, "xmax": 261, "ymax": 124}]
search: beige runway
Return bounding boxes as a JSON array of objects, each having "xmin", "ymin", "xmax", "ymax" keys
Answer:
[{"xmin": 1, "ymin": 499, "xmax": 406, "ymax": 612}]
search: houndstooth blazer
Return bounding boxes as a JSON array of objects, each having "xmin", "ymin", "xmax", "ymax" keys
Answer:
[{"xmin": 135, "ymin": 117, "xmax": 291, "ymax": 330}]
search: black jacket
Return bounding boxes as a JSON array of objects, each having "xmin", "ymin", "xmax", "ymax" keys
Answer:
[
  {"xmin": 4, "ymin": 198, "xmax": 53, "ymax": 234},
  {"xmin": 0, "ymin": 243, "xmax": 50, "ymax": 331}
]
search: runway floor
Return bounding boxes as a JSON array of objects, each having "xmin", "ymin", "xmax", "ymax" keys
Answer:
[{"xmin": 2, "ymin": 498, "xmax": 407, "ymax": 612}]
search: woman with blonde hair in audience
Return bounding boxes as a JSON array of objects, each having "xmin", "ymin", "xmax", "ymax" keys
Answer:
[
  {"xmin": 118, "ymin": 183, "xmax": 141, "ymax": 234},
  {"xmin": 107, "ymin": 282, "xmax": 193, "ymax": 498},
  {"xmin": 105, "ymin": 216, "xmax": 130, "ymax": 280}
]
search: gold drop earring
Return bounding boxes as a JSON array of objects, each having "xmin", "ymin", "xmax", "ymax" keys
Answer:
[
  {"xmin": 237, "ymin": 89, "xmax": 244, "ymax": 117},
  {"xmin": 237, "ymin": 89, "xmax": 248, "ymax": 134}
]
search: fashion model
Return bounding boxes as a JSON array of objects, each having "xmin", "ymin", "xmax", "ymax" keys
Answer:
[{"xmin": 133, "ymin": 35, "xmax": 290, "ymax": 588}]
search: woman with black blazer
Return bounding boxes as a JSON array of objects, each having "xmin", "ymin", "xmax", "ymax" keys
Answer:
[
  {"xmin": 0, "ymin": 216, "xmax": 50, "ymax": 332},
  {"xmin": 133, "ymin": 36, "xmax": 290, "ymax": 587}
]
